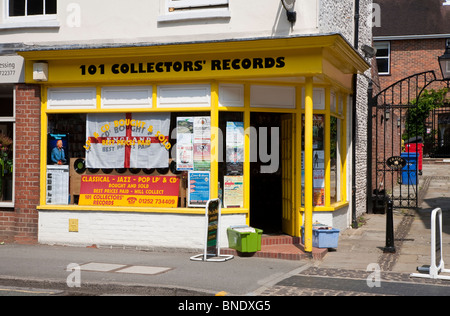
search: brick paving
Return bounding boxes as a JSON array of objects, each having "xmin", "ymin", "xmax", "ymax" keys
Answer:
[{"xmin": 258, "ymin": 161, "xmax": 450, "ymax": 296}]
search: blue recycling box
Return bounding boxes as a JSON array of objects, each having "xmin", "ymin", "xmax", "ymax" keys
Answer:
[
  {"xmin": 401, "ymin": 152, "xmax": 418, "ymax": 185},
  {"xmin": 301, "ymin": 226, "xmax": 340, "ymax": 249}
]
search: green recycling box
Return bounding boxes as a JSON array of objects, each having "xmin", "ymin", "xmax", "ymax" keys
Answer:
[{"xmin": 227, "ymin": 226, "xmax": 263, "ymax": 253}]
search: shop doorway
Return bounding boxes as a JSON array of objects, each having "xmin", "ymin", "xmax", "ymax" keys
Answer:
[{"xmin": 250, "ymin": 113, "xmax": 295, "ymax": 235}]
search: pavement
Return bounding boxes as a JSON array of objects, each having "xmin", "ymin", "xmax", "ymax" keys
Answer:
[{"xmin": 1, "ymin": 160, "xmax": 450, "ymax": 297}]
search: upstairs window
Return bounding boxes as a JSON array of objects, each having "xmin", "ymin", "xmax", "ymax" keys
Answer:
[
  {"xmin": 8, "ymin": 0, "xmax": 57, "ymax": 17},
  {"xmin": 374, "ymin": 42, "xmax": 390, "ymax": 75}
]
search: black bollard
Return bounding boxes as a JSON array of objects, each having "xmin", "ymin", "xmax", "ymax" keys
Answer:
[{"xmin": 384, "ymin": 198, "xmax": 396, "ymax": 253}]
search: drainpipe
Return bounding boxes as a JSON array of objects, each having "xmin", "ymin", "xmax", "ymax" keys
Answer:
[{"xmin": 351, "ymin": 0, "xmax": 360, "ymax": 229}]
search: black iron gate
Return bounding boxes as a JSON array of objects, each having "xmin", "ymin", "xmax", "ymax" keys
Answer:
[
  {"xmin": 369, "ymin": 71, "xmax": 439, "ymax": 210},
  {"xmin": 425, "ymin": 103, "xmax": 450, "ymax": 157}
]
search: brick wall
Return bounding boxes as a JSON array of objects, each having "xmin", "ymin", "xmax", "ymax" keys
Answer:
[
  {"xmin": 0, "ymin": 84, "xmax": 41, "ymax": 244},
  {"xmin": 370, "ymin": 109, "xmax": 402, "ymax": 193},
  {"xmin": 379, "ymin": 38, "xmax": 448, "ymax": 90}
]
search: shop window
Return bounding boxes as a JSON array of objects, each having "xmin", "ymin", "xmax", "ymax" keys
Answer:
[
  {"xmin": 46, "ymin": 112, "xmax": 217, "ymax": 209},
  {"xmin": 301, "ymin": 113, "xmax": 343, "ymax": 207},
  {"xmin": 330, "ymin": 116, "xmax": 339, "ymax": 203},
  {"xmin": 301, "ymin": 114, "xmax": 325, "ymax": 207},
  {"xmin": 219, "ymin": 112, "xmax": 244, "ymax": 208},
  {"xmin": 0, "ymin": 85, "xmax": 14, "ymax": 205},
  {"xmin": 374, "ymin": 42, "xmax": 390, "ymax": 75},
  {"xmin": 8, "ymin": 0, "xmax": 57, "ymax": 17}
]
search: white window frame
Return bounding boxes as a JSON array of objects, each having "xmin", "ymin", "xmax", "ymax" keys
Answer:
[
  {"xmin": 158, "ymin": 0, "xmax": 230, "ymax": 22},
  {"xmin": 375, "ymin": 41, "xmax": 391, "ymax": 76},
  {"xmin": 2, "ymin": 0, "xmax": 59, "ymax": 29}
]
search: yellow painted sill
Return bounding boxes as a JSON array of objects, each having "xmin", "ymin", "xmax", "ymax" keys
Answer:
[
  {"xmin": 37, "ymin": 204, "xmax": 249, "ymax": 215},
  {"xmin": 300, "ymin": 201, "xmax": 349, "ymax": 212}
]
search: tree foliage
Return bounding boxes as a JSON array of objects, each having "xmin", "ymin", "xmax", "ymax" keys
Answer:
[{"xmin": 404, "ymin": 88, "xmax": 449, "ymax": 141}]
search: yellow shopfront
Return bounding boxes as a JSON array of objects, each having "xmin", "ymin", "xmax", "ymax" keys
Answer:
[{"xmin": 20, "ymin": 35, "xmax": 368, "ymax": 251}]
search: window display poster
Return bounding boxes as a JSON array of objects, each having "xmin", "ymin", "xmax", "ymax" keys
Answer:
[
  {"xmin": 48, "ymin": 133, "xmax": 69, "ymax": 165},
  {"xmin": 301, "ymin": 150, "xmax": 325, "ymax": 185},
  {"xmin": 193, "ymin": 143, "xmax": 211, "ymax": 171},
  {"xmin": 177, "ymin": 117, "xmax": 211, "ymax": 171},
  {"xmin": 85, "ymin": 113, "xmax": 170, "ymax": 169},
  {"xmin": 301, "ymin": 149, "xmax": 325, "ymax": 207},
  {"xmin": 313, "ymin": 115, "xmax": 324, "ymax": 150},
  {"xmin": 176, "ymin": 117, "xmax": 194, "ymax": 170},
  {"xmin": 46, "ymin": 165, "xmax": 69, "ymax": 205},
  {"xmin": 226, "ymin": 121, "xmax": 244, "ymax": 175},
  {"xmin": 193, "ymin": 117, "xmax": 211, "ymax": 171},
  {"xmin": 313, "ymin": 188, "xmax": 325, "ymax": 206},
  {"xmin": 224, "ymin": 176, "xmax": 244, "ymax": 208},
  {"xmin": 79, "ymin": 174, "xmax": 180, "ymax": 208},
  {"xmin": 301, "ymin": 187, "xmax": 325, "ymax": 207},
  {"xmin": 188, "ymin": 171, "xmax": 210, "ymax": 207},
  {"xmin": 313, "ymin": 169, "xmax": 325, "ymax": 189}
]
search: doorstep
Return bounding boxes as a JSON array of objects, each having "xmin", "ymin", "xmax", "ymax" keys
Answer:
[{"xmin": 221, "ymin": 234, "xmax": 328, "ymax": 261}]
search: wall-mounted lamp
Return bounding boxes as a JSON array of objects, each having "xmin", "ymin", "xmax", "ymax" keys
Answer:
[
  {"xmin": 362, "ymin": 44, "xmax": 377, "ymax": 59},
  {"xmin": 281, "ymin": 0, "xmax": 297, "ymax": 24},
  {"xmin": 385, "ymin": 107, "xmax": 390, "ymax": 121},
  {"xmin": 438, "ymin": 42, "xmax": 450, "ymax": 81},
  {"xmin": 33, "ymin": 62, "xmax": 48, "ymax": 82}
]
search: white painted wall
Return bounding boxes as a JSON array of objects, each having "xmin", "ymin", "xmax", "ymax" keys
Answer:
[
  {"xmin": 0, "ymin": 0, "xmax": 320, "ymax": 46},
  {"xmin": 38, "ymin": 211, "xmax": 247, "ymax": 250}
]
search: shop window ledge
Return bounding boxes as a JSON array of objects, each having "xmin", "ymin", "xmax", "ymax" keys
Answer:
[
  {"xmin": 300, "ymin": 201, "xmax": 349, "ymax": 212},
  {"xmin": 37, "ymin": 204, "xmax": 249, "ymax": 215}
]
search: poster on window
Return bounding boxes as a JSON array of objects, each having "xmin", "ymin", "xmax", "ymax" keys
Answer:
[
  {"xmin": 224, "ymin": 175, "xmax": 244, "ymax": 208},
  {"xmin": 176, "ymin": 117, "xmax": 211, "ymax": 171},
  {"xmin": 313, "ymin": 188, "xmax": 325, "ymax": 206},
  {"xmin": 193, "ymin": 117, "xmax": 211, "ymax": 171},
  {"xmin": 226, "ymin": 121, "xmax": 244, "ymax": 175},
  {"xmin": 85, "ymin": 113, "xmax": 170, "ymax": 169},
  {"xmin": 79, "ymin": 174, "xmax": 180, "ymax": 208},
  {"xmin": 48, "ymin": 133, "xmax": 69, "ymax": 166},
  {"xmin": 188, "ymin": 171, "xmax": 210, "ymax": 207},
  {"xmin": 176, "ymin": 117, "xmax": 194, "ymax": 170}
]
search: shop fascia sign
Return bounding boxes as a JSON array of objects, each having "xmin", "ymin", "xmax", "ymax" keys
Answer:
[
  {"xmin": 33, "ymin": 54, "xmax": 294, "ymax": 84},
  {"xmin": 79, "ymin": 56, "xmax": 286, "ymax": 77},
  {"xmin": 0, "ymin": 55, "xmax": 25, "ymax": 83},
  {"xmin": 22, "ymin": 35, "xmax": 369, "ymax": 84}
]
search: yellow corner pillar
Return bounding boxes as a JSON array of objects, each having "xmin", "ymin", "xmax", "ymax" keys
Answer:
[
  {"xmin": 210, "ymin": 81, "xmax": 219, "ymax": 199},
  {"xmin": 244, "ymin": 84, "xmax": 251, "ymax": 225},
  {"xmin": 304, "ymin": 77, "xmax": 314, "ymax": 252}
]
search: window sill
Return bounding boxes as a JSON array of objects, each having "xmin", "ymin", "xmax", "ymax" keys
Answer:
[
  {"xmin": 0, "ymin": 202, "xmax": 14, "ymax": 208},
  {"xmin": 300, "ymin": 201, "xmax": 349, "ymax": 212},
  {"xmin": 157, "ymin": 8, "xmax": 230, "ymax": 23},
  {"xmin": 37, "ymin": 204, "xmax": 248, "ymax": 215},
  {"xmin": 0, "ymin": 19, "xmax": 60, "ymax": 30}
]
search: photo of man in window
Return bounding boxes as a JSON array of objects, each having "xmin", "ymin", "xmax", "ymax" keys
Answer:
[{"xmin": 51, "ymin": 139, "xmax": 67, "ymax": 165}]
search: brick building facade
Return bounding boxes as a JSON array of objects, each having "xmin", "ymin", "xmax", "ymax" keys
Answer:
[
  {"xmin": 374, "ymin": 0, "xmax": 450, "ymax": 88},
  {"xmin": 0, "ymin": 84, "xmax": 40, "ymax": 243}
]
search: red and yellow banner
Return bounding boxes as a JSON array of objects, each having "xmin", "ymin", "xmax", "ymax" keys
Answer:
[{"xmin": 79, "ymin": 175, "xmax": 180, "ymax": 208}]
